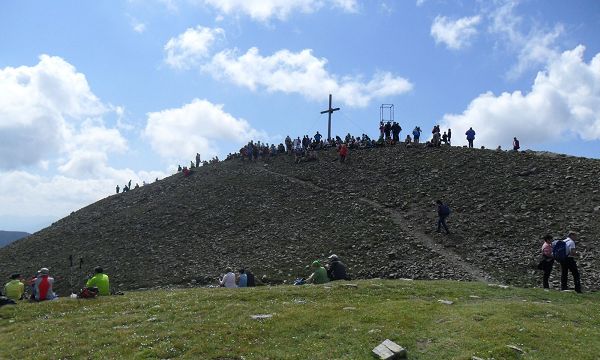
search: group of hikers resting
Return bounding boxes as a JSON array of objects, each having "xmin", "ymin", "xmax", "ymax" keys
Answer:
[{"xmin": 1, "ymin": 266, "xmax": 111, "ymax": 306}]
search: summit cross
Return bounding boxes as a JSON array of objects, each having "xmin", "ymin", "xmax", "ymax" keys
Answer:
[{"xmin": 320, "ymin": 94, "xmax": 340, "ymax": 141}]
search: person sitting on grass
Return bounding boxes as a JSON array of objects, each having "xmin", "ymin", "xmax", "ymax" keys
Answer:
[
  {"xmin": 34, "ymin": 268, "xmax": 57, "ymax": 301},
  {"xmin": 326, "ymin": 255, "xmax": 348, "ymax": 281},
  {"xmin": 237, "ymin": 269, "xmax": 248, "ymax": 288},
  {"xmin": 4, "ymin": 273, "xmax": 24, "ymax": 301},
  {"xmin": 86, "ymin": 266, "xmax": 110, "ymax": 296},
  {"xmin": 306, "ymin": 261, "xmax": 329, "ymax": 284},
  {"xmin": 219, "ymin": 267, "xmax": 236, "ymax": 288}
]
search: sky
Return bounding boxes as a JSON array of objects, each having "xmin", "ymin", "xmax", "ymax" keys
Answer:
[{"xmin": 1, "ymin": 0, "xmax": 600, "ymax": 233}]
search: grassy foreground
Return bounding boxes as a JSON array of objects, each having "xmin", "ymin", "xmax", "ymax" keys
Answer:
[{"xmin": 1, "ymin": 280, "xmax": 599, "ymax": 359}]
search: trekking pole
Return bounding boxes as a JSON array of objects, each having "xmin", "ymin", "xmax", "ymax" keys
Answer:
[{"xmin": 69, "ymin": 255, "xmax": 74, "ymax": 295}]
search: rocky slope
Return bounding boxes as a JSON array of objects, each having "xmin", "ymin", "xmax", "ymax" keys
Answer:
[{"xmin": 1, "ymin": 144, "xmax": 598, "ymax": 293}]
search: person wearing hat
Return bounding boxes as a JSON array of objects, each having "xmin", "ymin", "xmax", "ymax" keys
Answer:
[
  {"xmin": 306, "ymin": 261, "xmax": 329, "ymax": 284},
  {"xmin": 326, "ymin": 255, "xmax": 348, "ymax": 281},
  {"xmin": 86, "ymin": 266, "xmax": 110, "ymax": 296},
  {"xmin": 4, "ymin": 273, "xmax": 25, "ymax": 301},
  {"xmin": 33, "ymin": 268, "xmax": 56, "ymax": 301}
]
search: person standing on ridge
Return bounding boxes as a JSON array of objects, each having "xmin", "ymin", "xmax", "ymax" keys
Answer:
[
  {"xmin": 465, "ymin": 127, "xmax": 476, "ymax": 148},
  {"xmin": 513, "ymin": 137, "xmax": 520, "ymax": 152},
  {"xmin": 116, "ymin": 185, "xmax": 120, "ymax": 194},
  {"xmin": 435, "ymin": 200, "xmax": 451, "ymax": 234},
  {"xmin": 448, "ymin": 129, "xmax": 452, "ymax": 145},
  {"xmin": 196, "ymin": 153, "xmax": 201, "ymax": 167},
  {"xmin": 413, "ymin": 126, "xmax": 421, "ymax": 144}
]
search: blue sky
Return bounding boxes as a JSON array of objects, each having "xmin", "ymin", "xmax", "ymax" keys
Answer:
[{"xmin": 1, "ymin": 0, "xmax": 599, "ymax": 232}]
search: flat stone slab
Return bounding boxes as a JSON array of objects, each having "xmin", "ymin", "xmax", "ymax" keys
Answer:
[
  {"xmin": 372, "ymin": 339, "xmax": 407, "ymax": 359},
  {"xmin": 250, "ymin": 314, "xmax": 273, "ymax": 320},
  {"xmin": 438, "ymin": 299, "xmax": 454, "ymax": 305}
]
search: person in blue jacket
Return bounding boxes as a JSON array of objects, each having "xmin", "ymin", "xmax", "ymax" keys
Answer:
[
  {"xmin": 465, "ymin": 127, "xmax": 476, "ymax": 148},
  {"xmin": 412, "ymin": 126, "xmax": 422, "ymax": 144}
]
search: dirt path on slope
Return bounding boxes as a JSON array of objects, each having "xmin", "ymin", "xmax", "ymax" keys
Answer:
[{"xmin": 258, "ymin": 164, "xmax": 495, "ymax": 283}]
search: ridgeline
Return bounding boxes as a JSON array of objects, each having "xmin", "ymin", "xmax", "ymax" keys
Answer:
[{"xmin": 1, "ymin": 145, "xmax": 599, "ymax": 294}]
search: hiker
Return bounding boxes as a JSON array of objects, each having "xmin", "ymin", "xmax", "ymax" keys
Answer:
[
  {"xmin": 219, "ymin": 267, "xmax": 236, "ymax": 288},
  {"xmin": 539, "ymin": 234, "xmax": 554, "ymax": 289},
  {"xmin": 314, "ymin": 131, "xmax": 322, "ymax": 143},
  {"xmin": 238, "ymin": 269, "xmax": 248, "ymax": 288},
  {"xmin": 134, "ymin": 183, "xmax": 139, "ymax": 189},
  {"xmin": 178, "ymin": 165, "xmax": 182, "ymax": 172},
  {"xmin": 513, "ymin": 137, "xmax": 520, "ymax": 151},
  {"xmin": 384, "ymin": 121, "xmax": 392, "ymax": 140},
  {"xmin": 306, "ymin": 261, "xmax": 329, "ymax": 284},
  {"xmin": 128, "ymin": 179, "xmax": 132, "ymax": 189},
  {"xmin": 391, "ymin": 122, "xmax": 402, "ymax": 143},
  {"xmin": 432, "ymin": 131, "xmax": 441, "ymax": 147},
  {"xmin": 196, "ymin": 153, "xmax": 201, "ymax": 167},
  {"xmin": 442, "ymin": 132, "xmax": 448, "ymax": 145},
  {"xmin": 86, "ymin": 266, "xmax": 110, "ymax": 296},
  {"xmin": 122, "ymin": 185, "xmax": 129, "ymax": 192},
  {"xmin": 404, "ymin": 135, "xmax": 412, "ymax": 144},
  {"xmin": 327, "ymin": 255, "xmax": 348, "ymax": 281},
  {"xmin": 116, "ymin": 185, "xmax": 120, "ymax": 194},
  {"xmin": 447, "ymin": 129, "xmax": 452, "ymax": 145},
  {"xmin": 246, "ymin": 269, "xmax": 256, "ymax": 287},
  {"xmin": 412, "ymin": 127, "xmax": 422, "ymax": 144},
  {"xmin": 339, "ymin": 144, "xmax": 348, "ymax": 163},
  {"xmin": 465, "ymin": 127, "xmax": 476, "ymax": 148},
  {"xmin": 435, "ymin": 200, "xmax": 451, "ymax": 234},
  {"xmin": 557, "ymin": 232, "xmax": 581, "ymax": 293},
  {"xmin": 4, "ymin": 273, "xmax": 24, "ymax": 301},
  {"xmin": 33, "ymin": 268, "xmax": 56, "ymax": 301},
  {"xmin": 182, "ymin": 167, "xmax": 191, "ymax": 177}
]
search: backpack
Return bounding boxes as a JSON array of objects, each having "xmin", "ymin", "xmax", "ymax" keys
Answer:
[
  {"xmin": 552, "ymin": 240, "xmax": 568, "ymax": 261},
  {"xmin": 78, "ymin": 287, "xmax": 98, "ymax": 299}
]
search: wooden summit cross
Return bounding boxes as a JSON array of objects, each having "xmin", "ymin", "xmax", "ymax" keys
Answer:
[{"xmin": 320, "ymin": 94, "xmax": 340, "ymax": 141}]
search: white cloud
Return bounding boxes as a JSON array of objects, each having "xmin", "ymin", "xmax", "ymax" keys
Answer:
[
  {"xmin": 431, "ymin": 15, "xmax": 481, "ymax": 50},
  {"xmin": 488, "ymin": 0, "xmax": 564, "ymax": 78},
  {"xmin": 199, "ymin": 0, "xmax": 358, "ymax": 21},
  {"xmin": 204, "ymin": 47, "xmax": 413, "ymax": 107},
  {"xmin": 440, "ymin": 46, "xmax": 600, "ymax": 149},
  {"xmin": 144, "ymin": 98, "xmax": 268, "ymax": 163},
  {"xmin": 416, "ymin": 0, "xmax": 426, "ymax": 6},
  {"xmin": 164, "ymin": 26, "xmax": 225, "ymax": 69},
  {"xmin": 0, "ymin": 55, "xmax": 106, "ymax": 170},
  {"xmin": 133, "ymin": 21, "xmax": 146, "ymax": 33}
]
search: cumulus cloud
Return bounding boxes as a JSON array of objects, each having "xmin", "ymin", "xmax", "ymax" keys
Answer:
[
  {"xmin": 0, "ymin": 55, "xmax": 107, "ymax": 170},
  {"xmin": 431, "ymin": 15, "xmax": 481, "ymax": 50},
  {"xmin": 199, "ymin": 0, "xmax": 358, "ymax": 21},
  {"xmin": 144, "ymin": 99, "xmax": 268, "ymax": 162},
  {"xmin": 440, "ymin": 46, "xmax": 600, "ymax": 149},
  {"xmin": 164, "ymin": 26, "xmax": 225, "ymax": 69},
  {"xmin": 488, "ymin": 0, "xmax": 564, "ymax": 78},
  {"xmin": 203, "ymin": 47, "xmax": 412, "ymax": 107}
]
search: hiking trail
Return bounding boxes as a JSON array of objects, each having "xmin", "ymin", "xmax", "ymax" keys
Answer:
[{"xmin": 258, "ymin": 164, "xmax": 496, "ymax": 283}]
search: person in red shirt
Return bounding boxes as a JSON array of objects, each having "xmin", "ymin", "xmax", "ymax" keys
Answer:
[{"xmin": 339, "ymin": 144, "xmax": 349, "ymax": 163}]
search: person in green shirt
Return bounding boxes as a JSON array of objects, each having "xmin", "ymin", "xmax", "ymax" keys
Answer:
[
  {"xmin": 4, "ymin": 273, "xmax": 25, "ymax": 301},
  {"xmin": 86, "ymin": 267, "xmax": 110, "ymax": 296},
  {"xmin": 306, "ymin": 261, "xmax": 329, "ymax": 285}
]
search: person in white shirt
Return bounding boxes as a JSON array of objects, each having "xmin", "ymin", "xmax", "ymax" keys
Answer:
[
  {"xmin": 561, "ymin": 231, "xmax": 581, "ymax": 293},
  {"xmin": 219, "ymin": 268, "xmax": 236, "ymax": 288}
]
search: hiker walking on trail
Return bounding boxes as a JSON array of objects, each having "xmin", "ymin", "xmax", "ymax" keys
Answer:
[
  {"xmin": 465, "ymin": 127, "xmax": 476, "ymax": 148},
  {"xmin": 539, "ymin": 234, "xmax": 554, "ymax": 289},
  {"xmin": 435, "ymin": 200, "xmax": 451, "ymax": 234},
  {"xmin": 556, "ymin": 232, "xmax": 582, "ymax": 293}
]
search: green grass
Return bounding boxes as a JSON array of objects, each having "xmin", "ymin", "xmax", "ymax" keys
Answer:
[{"xmin": 1, "ymin": 280, "xmax": 599, "ymax": 359}]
